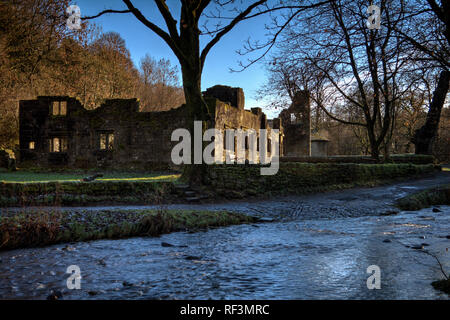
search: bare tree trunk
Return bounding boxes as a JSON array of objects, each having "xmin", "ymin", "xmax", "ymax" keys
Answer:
[
  {"xmin": 412, "ymin": 70, "xmax": 450, "ymax": 155},
  {"xmin": 179, "ymin": 62, "xmax": 212, "ymax": 186}
]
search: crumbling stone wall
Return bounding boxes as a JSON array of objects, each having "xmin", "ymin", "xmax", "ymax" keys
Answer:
[
  {"xmin": 279, "ymin": 91, "xmax": 311, "ymax": 157},
  {"xmin": 204, "ymin": 85, "xmax": 245, "ymax": 110},
  {"xmin": 19, "ymin": 85, "xmax": 283, "ymax": 169},
  {"xmin": 205, "ymin": 86, "xmax": 282, "ymax": 162},
  {"xmin": 19, "ymin": 96, "xmax": 188, "ymax": 169}
]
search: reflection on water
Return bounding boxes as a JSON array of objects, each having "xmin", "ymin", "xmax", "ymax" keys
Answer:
[{"xmin": 0, "ymin": 204, "xmax": 448, "ymax": 300}]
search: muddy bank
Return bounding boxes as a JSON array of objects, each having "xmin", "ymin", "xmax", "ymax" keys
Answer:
[{"xmin": 0, "ymin": 209, "xmax": 259, "ymax": 251}]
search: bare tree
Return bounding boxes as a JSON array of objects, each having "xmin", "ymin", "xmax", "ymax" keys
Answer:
[
  {"xmin": 139, "ymin": 55, "xmax": 184, "ymax": 111},
  {"xmin": 397, "ymin": 0, "xmax": 450, "ymax": 155},
  {"xmin": 260, "ymin": 0, "xmax": 430, "ymax": 159},
  {"xmin": 82, "ymin": 0, "xmax": 331, "ymax": 182}
]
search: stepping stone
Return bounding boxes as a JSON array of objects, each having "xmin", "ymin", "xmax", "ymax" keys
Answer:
[
  {"xmin": 184, "ymin": 191, "xmax": 196, "ymax": 196},
  {"xmin": 47, "ymin": 290, "xmax": 63, "ymax": 300},
  {"xmin": 185, "ymin": 255, "xmax": 201, "ymax": 260},
  {"xmin": 380, "ymin": 210, "xmax": 399, "ymax": 216},
  {"xmin": 161, "ymin": 242, "xmax": 174, "ymax": 247},
  {"xmin": 185, "ymin": 197, "xmax": 200, "ymax": 203}
]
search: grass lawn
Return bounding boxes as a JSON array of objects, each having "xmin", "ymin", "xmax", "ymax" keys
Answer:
[{"xmin": 0, "ymin": 169, "xmax": 180, "ymax": 183}]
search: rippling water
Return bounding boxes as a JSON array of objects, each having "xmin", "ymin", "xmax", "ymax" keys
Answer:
[
  {"xmin": 1, "ymin": 174, "xmax": 450, "ymax": 300},
  {"xmin": 1, "ymin": 204, "xmax": 449, "ymax": 300}
]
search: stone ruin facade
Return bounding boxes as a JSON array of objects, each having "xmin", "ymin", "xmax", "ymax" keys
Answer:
[
  {"xmin": 279, "ymin": 90, "xmax": 312, "ymax": 157},
  {"xmin": 19, "ymin": 85, "xmax": 303, "ymax": 169}
]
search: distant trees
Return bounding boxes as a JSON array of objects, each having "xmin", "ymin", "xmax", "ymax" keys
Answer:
[
  {"xmin": 138, "ymin": 54, "xmax": 184, "ymax": 111},
  {"xmin": 0, "ymin": 0, "xmax": 74, "ymax": 149}
]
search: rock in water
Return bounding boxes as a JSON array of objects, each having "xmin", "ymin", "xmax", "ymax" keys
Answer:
[
  {"xmin": 185, "ymin": 255, "xmax": 201, "ymax": 261},
  {"xmin": 161, "ymin": 242, "xmax": 174, "ymax": 247},
  {"xmin": 82, "ymin": 174, "xmax": 104, "ymax": 182},
  {"xmin": 47, "ymin": 290, "xmax": 63, "ymax": 300},
  {"xmin": 380, "ymin": 210, "xmax": 399, "ymax": 216},
  {"xmin": 432, "ymin": 208, "xmax": 442, "ymax": 213}
]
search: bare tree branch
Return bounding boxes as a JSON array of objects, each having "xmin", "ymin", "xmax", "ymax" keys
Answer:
[
  {"xmin": 82, "ymin": 9, "xmax": 131, "ymax": 20},
  {"xmin": 200, "ymin": 0, "xmax": 266, "ymax": 69}
]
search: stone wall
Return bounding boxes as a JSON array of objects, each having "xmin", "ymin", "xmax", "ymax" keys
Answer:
[
  {"xmin": 205, "ymin": 86, "xmax": 281, "ymax": 163},
  {"xmin": 311, "ymin": 140, "xmax": 328, "ymax": 157},
  {"xmin": 19, "ymin": 85, "xmax": 282, "ymax": 169},
  {"xmin": 205, "ymin": 163, "xmax": 436, "ymax": 199},
  {"xmin": 279, "ymin": 91, "xmax": 311, "ymax": 156},
  {"xmin": 19, "ymin": 96, "xmax": 188, "ymax": 169}
]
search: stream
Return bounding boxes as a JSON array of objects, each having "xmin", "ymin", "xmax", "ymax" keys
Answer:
[{"xmin": 0, "ymin": 173, "xmax": 449, "ymax": 299}]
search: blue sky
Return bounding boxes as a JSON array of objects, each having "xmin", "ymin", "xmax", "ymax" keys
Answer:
[{"xmin": 75, "ymin": 0, "xmax": 277, "ymax": 117}]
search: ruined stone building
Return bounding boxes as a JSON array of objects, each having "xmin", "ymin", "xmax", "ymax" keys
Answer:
[
  {"xmin": 279, "ymin": 90, "xmax": 328, "ymax": 157},
  {"xmin": 19, "ymin": 85, "xmax": 292, "ymax": 169}
]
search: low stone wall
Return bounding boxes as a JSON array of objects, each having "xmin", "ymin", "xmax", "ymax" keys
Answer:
[
  {"xmin": 205, "ymin": 163, "xmax": 437, "ymax": 199},
  {"xmin": 0, "ymin": 163, "xmax": 437, "ymax": 206},
  {"xmin": 280, "ymin": 154, "xmax": 435, "ymax": 164},
  {"xmin": 0, "ymin": 180, "xmax": 176, "ymax": 207}
]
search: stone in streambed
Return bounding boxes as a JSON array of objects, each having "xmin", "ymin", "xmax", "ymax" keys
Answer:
[
  {"xmin": 185, "ymin": 255, "xmax": 201, "ymax": 260},
  {"xmin": 47, "ymin": 289, "xmax": 63, "ymax": 300},
  {"xmin": 161, "ymin": 242, "xmax": 175, "ymax": 247},
  {"xmin": 380, "ymin": 210, "xmax": 399, "ymax": 216}
]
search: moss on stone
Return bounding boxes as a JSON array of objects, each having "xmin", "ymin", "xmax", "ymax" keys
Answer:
[
  {"xmin": 396, "ymin": 184, "xmax": 450, "ymax": 211},
  {"xmin": 204, "ymin": 163, "xmax": 436, "ymax": 199},
  {"xmin": 431, "ymin": 279, "xmax": 450, "ymax": 295}
]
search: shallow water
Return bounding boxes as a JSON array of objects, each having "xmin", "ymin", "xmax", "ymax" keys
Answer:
[{"xmin": 0, "ymin": 176, "xmax": 449, "ymax": 300}]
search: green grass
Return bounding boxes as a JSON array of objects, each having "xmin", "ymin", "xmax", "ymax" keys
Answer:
[
  {"xmin": 0, "ymin": 163, "xmax": 437, "ymax": 207},
  {"xmin": 0, "ymin": 169, "xmax": 180, "ymax": 183},
  {"xmin": 0, "ymin": 209, "xmax": 259, "ymax": 251}
]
